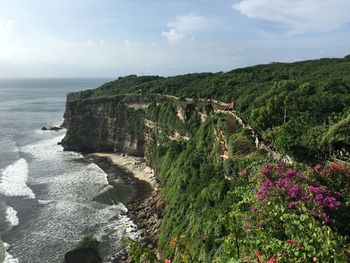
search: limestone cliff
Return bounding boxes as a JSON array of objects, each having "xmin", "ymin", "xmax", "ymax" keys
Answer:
[{"xmin": 61, "ymin": 92, "xmax": 213, "ymax": 158}]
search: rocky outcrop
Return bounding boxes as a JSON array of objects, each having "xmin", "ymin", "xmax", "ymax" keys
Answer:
[
  {"xmin": 42, "ymin": 126, "xmax": 63, "ymax": 131},
  {"xmin": 176, "ymin": 103, "xmax": 213, "ymax": 123},
  {"xmin": 61, "ymin": 94, "xmax": 148, "ymax": 156}
]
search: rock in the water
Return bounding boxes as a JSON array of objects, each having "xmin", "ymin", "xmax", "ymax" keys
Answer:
[
  {"xmin": 42, "ymin": 126, "xmax": 62, "ymax": 131},
  {"xmin": 49, "ymin": 126, "xmax": 62, "ymax": 131},
  {"xmin": 64, "ymin": 247, "xmax": 102, "ymax": 263}
]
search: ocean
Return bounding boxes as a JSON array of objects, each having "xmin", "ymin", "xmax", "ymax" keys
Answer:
[{"xmin": 0, "ymin": 79, "xmax": 137, "ymax": 263}]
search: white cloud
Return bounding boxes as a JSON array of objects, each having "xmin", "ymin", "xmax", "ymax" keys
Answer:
[
  {"xmin": 162, "ymin": 29, "xmax": 184, "ymax": 44},
  {"xmin": 162, "ymin": 14, "xmax": 214, "ymax": 44},
  {"xmin": 233, "ymin": 0, "xmax": 350, "ymax": 34}
]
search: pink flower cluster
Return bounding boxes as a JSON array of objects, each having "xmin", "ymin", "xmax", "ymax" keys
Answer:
[
  {"xmin": 256, "ymin": 162, "xmax": 342, "ymax": 222},
  {"xmin": 308, "ymin": 184, "xmax": 340, "ymax": 209},
  {"xmin": 257, "ymin": 163, "xmax": 305, "ymax": 201}
]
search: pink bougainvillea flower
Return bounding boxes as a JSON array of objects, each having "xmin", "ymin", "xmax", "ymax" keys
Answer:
[
  {"xmin": 284, "ymin": 169, "xmax": 298, "ymax": 178},
  {"xmin": 255, "ymin": 162, "xmax": 342, "ymax": 221},
  {"xmin": 268, "ymin": 257, "xmax": 276, "ymax": 263},
  {"xmin": 275, "ymin": 178, "xmax": 289, "ymax": 188},
  {"xmin": 288, "ymin": 185, "xmax": 301, "ymax": 199}
]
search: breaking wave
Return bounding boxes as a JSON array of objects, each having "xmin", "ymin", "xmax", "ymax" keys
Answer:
[
  {"xmin": 0, "ymin": 158, "xmax": 35, "ymax": 199},
  {"xmin": 5, "ymin": 207, "xmax": 19, "ymax": 227}
]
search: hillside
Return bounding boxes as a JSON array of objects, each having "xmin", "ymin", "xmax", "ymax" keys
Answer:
[
  {"xmin": 74, "ymin": 56, "xmax": 350, "ymax": 162},
  {"xmin": 62, "ymin": 56, "xmax": 350, "ymax": 263}
]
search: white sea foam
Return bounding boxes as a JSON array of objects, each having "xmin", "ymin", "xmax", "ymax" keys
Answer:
[
  {"xmin": 11, "ymin": 132, "xmax": 137, "ymax": 259},
  {"xmin": 0, "ymin": 158, "xmax": 35, "ymax": 199},
  {"xmin": 5, "ymin": 206, "xmax": 19, "ymax": 227},
  {"xmin": 32, "ymin": 162, "xmax": 110, "ymax": 201},
  {"xmin": 86, "ymin": 163, "xmax": 109, "ymax": 185},
  {"xmin": 21, "ymin": 134, "xmax": 65, "ymax": 160},
  {"xmin": 93, "ymin": 203, "xmax": 138, "ymax": 242},
  {"xmin": 3, "ymin": 243, "xmax": 19, "ymax": 263}
]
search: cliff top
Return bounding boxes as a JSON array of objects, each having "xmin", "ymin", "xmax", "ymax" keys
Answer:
[{"xmin": 65, "ymin": 55, "xmax": 350, "ymax": 161}]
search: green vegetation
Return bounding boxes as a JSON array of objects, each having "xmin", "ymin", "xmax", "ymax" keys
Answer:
[
  {"xmin": 69, "ymin": 56, "xmax": 350, "ymax": 262},
  {"xmin": 81, "ymin": 56, "xmax": 350, "ymax": 160},
  {"xmin": 149, "ymin": 116, "xmax": 272, "ymax": 262},
  {"xmin": 146, "ymin": 100, "xmax": 188, "ymax": 134},
  {"xmin": 130, "ymin": 115, "xmax": 350, "ymax": 262},
  {"xmin": 146, "ymin": 100, "xmax": 202, "ymax": 136},
  {"xmin": 108, "ymin": 96, "xmax": 146, "ymax": 139}
]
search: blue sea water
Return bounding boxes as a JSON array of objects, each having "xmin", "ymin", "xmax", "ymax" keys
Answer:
[{"xmin": 0, "ymin": 79, "xmax": 137, "ymax": 263}]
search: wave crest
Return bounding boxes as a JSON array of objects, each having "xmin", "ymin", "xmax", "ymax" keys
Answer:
[
  {"xmin": 5, "ymin": 206, "xmax": 19, "ymax": 227},
  {"xmin": 0, "ymin": 158, "xmax": 35, "ymax": 199}
]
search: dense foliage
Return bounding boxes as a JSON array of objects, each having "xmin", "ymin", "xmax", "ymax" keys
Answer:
[
  {"xmin": 129, "ymin": 115, "xmax": 350, "ymax": 262},
  {"xmin": 219, "ymin": 161, "xmax": 350, "ymax": 263},
  {"xmin": 144, "ymin": 116, "xmax": 271, "ymax": 262},
  {"xmin": 73, "ymin": 56, "xmax": 350, "ymax": 262},
  {"xmin": 81, "ymin": 56, "xmax": 350, "ymax": 160}
]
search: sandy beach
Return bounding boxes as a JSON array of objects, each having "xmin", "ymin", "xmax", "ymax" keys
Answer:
[{"xmin": 92, "ymin": 153, "xmax": 158, "ymax": 190}]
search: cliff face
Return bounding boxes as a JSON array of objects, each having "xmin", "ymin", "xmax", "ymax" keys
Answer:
[
  {"xmin": 62, "ymin": 94, "xmax": 145, "ymax": 156},
  {"xmin": 61, "ymin": 92, "xmax": 213, "ymax": 157}
]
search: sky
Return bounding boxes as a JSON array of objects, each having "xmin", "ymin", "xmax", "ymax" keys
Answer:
[{"xmin": 0, "ymin": 0, "xmax": 350, "ymax": 78}]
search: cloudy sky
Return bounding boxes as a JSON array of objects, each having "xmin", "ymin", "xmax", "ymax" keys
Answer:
[{"xmin": 0, "ymin": 0, "xmax": 350, "ymax": 77}]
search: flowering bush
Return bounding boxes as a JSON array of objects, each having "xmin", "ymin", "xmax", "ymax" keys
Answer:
[
  {"xmin": 245, "ymin": 162, "xmax": 350, "ymax": 262},
  {"xmin": 256, "ymin": 162, "xmax": 342, "ymax": 223},
  {"xmin": 128, "ymin": 161, "xmax": 350, "ymax": 263},
  {"xmin": 219, "ymin": 161, "xmax": 350, "ymax": 263}
]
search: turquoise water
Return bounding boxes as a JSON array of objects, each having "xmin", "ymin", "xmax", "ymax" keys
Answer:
[{"xmin": 0, "ymin": 79, "xmax": 136, "ymax": 263}]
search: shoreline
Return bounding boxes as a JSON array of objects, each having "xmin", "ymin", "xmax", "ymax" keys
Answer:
[
  {"xmin": 92, "ymin": 153, "xmax": 159, "ymax": 190},
  {"xmin": 84, "ymin": 153, "xmax": 162, "ymax": 262}
]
